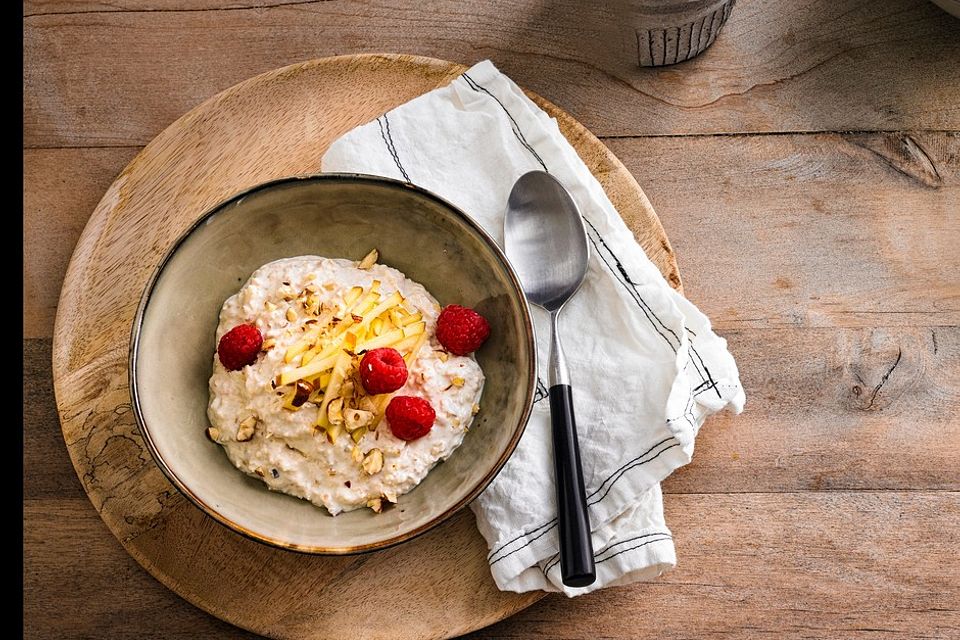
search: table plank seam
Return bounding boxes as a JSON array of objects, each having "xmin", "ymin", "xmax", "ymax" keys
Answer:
[
  {"xmin": 23, "ymin": 0, "xmax": 330, "ymax": 19},
  {"xmin": 597, "ymin": 128, "xmax": 960, "ymax": 140},
  {"xmin": 23, "ymin": 129, "xmax": 960, "ymax": 152}
]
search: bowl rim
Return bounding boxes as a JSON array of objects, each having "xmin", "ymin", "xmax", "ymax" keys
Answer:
[{"xmin": 129, "ymin": 172, "xmax": 537, "ymax": 555}]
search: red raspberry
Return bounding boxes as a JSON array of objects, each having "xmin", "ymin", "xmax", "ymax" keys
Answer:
[
  {"xmin": 217, "ymin": 324, "xmax": 263, "ymax": 371},
  {"xmin": 359, "ymin": 348, "xmax": 408, "ymax": 394},
  {"xmin": 386, "ymin": 396, "xmax": 436, "ymax": 441},
  {"xmin": 436, "ymin": 305, "xmax": 490, "ymax": 356}
]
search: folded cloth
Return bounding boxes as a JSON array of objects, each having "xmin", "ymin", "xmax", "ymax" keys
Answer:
[{"xmin": 322, "ymin": 60, "xmax": 745, "ymax": 596}]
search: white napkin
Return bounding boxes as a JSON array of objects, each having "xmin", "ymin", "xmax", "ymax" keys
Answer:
[{"xmin": 322, "ymin": 60, "xmax": 745, "ymax": 596}]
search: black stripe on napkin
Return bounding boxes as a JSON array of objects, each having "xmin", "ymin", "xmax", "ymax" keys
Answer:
[
  {"xmin": 541, "ymin": 531, "xmax": 673, "ymax": 576},
  {"xmin": 376, "ymin": 114, "xmax": 411, "ymax": 182},
  {"xmin": 462, "ymin": 72, "xmax": 548, "ymax": 172},
  {"xmin": 596, "ymin": 534, "xmax": 673, "ymax": 564},
  {"xmin": 534, "ymin": 378, "xmax": 549, "ymax": 403},
  {"xmin": 687, "ymin": 328, "xmax": 722, "ymax": 399}
]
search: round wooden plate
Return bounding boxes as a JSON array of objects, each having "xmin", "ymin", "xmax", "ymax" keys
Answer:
[{"xmin": 53, "ymin": 54, "xmax": 681, "ymax": 640}]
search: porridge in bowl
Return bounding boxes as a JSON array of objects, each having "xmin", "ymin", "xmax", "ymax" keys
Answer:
[{"xmin": 207, "ymin": 250, "xmax": 489, "ymax": 515}]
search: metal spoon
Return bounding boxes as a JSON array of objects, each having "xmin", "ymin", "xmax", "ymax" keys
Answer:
[{"xmin": 504, "ymin": 170, "xmax": 596, "ymax": 588}]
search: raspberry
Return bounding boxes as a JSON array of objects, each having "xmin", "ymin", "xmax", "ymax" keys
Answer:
[
  {"xmin": 359, "ymin": 348, "xmax": 408, "ymax": 394},
  {"xmin": 386, "ymin": 396, "xmax": 436, "ymax": 441},
  {"xmin": 436, "ymin": 305, "xmax": 490, "ymax": 356},
  {"xmin": 217, "ymin": 324, "xmax": 263, "ymax": 371}
]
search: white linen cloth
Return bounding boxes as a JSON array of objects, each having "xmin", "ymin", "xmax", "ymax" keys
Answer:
[{"xmin": 322, "ymin": 60, "xmax": 745, "ymax": 596}]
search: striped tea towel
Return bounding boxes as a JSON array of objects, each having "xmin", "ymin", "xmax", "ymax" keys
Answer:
[{"xmin": 322, "ymin": 60, "xmax": 745, "ymax": 596}]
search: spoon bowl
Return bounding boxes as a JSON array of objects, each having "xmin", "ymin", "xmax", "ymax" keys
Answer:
[{"xmin": 504, "ymin": 172, "xmax": 590, "ymax": 311}]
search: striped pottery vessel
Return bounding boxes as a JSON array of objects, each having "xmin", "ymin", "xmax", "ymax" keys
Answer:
[{"xmin": 630, "ymin": 0, "xmax": 736, "ymax": 66}]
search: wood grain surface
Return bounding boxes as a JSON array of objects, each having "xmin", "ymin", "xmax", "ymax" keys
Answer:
[
  {"xmin": 22, "ymin": 0, "xmax": 960, "ymax": 638},
  {"xmin": 23, "ymin": 0, "xmax": 960, "ymax": 145}
]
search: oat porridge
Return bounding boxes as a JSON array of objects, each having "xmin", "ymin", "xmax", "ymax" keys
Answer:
[{"xmin": 206, "ymin": 250, "xmax": 489, "ymax": 515}]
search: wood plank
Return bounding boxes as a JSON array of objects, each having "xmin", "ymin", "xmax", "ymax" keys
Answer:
[
  {"xmin": 23, "ymin": 147, "xmax": 139, "ymax": 339},
  {"xmin": 24, "ymin": 492, "xmax": 960, "ymax": 640},
  {"xmin": 23, "ymin": 339, "xmax": 85, "ymax": 499},
  {"xmin": 22, "ymin": 0, "xmax": 960, "ymax": 146},
  {"xmin": 669, "ymin": 325, "xmax": 960, "ymax": 493},
  {"xmin": 22, "ymin": 132, "xmax": 960, "ymax": 339},
  {"xmin": 609, "ymin": 130, "xmax": 960, "ymax": 329},
  {"xmin": 23, "ymin": 329, "xmax": 958, "ymax": 500},
  {"xmin": 23, "ymin": 0, "xmax": 269, "ymax": 14}
]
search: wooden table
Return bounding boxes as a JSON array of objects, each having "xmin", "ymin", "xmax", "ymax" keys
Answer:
[{"xmin": 23, "ymin": 1, "xmax": 960, "ymax": 637}]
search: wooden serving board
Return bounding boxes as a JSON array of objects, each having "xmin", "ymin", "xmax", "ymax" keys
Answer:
[{"xmin": 52, "ymin": 54, "xmax": 681, "ymax": 640}]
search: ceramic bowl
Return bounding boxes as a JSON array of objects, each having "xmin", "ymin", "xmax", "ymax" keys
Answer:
[{"xmin": 130, "ymin": 174, "xmax": 535, "ymax": 553}]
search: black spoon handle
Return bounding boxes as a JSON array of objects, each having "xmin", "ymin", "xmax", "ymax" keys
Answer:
[{"xmin": 549, "ymin": 383, "xmax": 596, "ymax": 588}]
